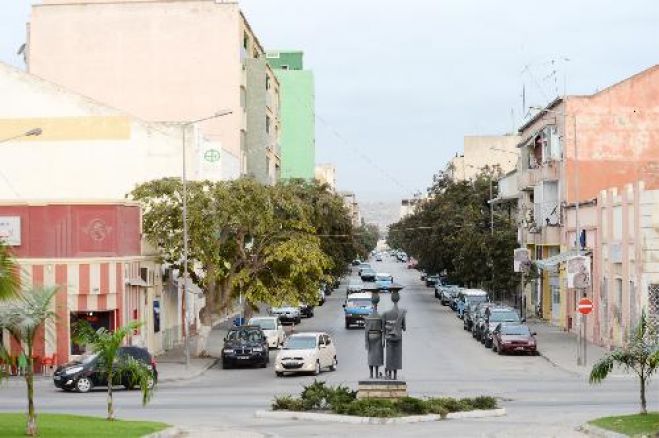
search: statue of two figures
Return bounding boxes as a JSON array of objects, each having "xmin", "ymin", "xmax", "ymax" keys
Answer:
[{"xmin": 364, "ymin": 290, "xmax": 406, "ymax": 380}]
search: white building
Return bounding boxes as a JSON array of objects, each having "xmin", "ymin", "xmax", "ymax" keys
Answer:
[{"xmin": 447, "ymin": 135, "xmax": 520, "ymax": 181}]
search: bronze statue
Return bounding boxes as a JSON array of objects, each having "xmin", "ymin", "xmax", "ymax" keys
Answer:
[
  {"xmin": 381, "ymin": 290, "xmax": 406, "ymax": 380},
  {"xmin": 364, "ymin": 292, "xmax": 384, "ymax": 378}
]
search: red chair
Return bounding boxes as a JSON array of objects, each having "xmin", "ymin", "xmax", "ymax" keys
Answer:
[{"xmin": 41, "ymin": 354, "xmax": 57, "ymax": 376}]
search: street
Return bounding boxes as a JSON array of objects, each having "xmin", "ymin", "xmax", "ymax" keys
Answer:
[{"xmin": 0, "ymin": 257, "xmax": 655, "ymax": 437}]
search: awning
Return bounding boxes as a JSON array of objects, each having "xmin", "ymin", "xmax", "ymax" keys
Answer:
[
  {"xmin": 534, "ymin": 250, "xmax": 587, "ymax": 270},
  {"xmin": 128, "ymin": 278, "xmax": 149, "ymax": 287}
]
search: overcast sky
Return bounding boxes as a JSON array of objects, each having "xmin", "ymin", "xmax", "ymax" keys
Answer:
[{"xmin": 2, "ymin": 1, "xmax": 658, "ymax": 202}]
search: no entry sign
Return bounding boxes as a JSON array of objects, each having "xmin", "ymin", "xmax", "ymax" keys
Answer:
[{"xmin": 578, "ymin": 298, "xmax": 593, "ymax": 315}]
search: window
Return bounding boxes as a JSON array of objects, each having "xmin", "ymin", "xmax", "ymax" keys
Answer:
[
  {"xmin": 243, "ymin": 32, "xmax": 249, "ymax": 50},
  {"xmin": 266, "ymin": 75, "xmax": 270, "ymax": 90},
  {"xmin": 615, "ymin": 278, "xmax": 623, "ymax": 322},
  {"xmin": 266, "ymin": 116, "xmax": 271, "ymax": 134},
  {"xmin": 281, "ymin": 65, "xmax": 289, "ymax": 70}
]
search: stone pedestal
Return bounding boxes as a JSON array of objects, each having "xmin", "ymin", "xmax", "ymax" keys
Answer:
[{"xmin": 357, "ymin": 380, "xmax": 407, "ymax": 400}]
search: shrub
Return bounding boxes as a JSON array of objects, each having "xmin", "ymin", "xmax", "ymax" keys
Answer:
[
  {"xmin": 464, "ymin": 396, "xmax": 498, "ymax": 410},
  {"xmin": 300, "ymin": 380, "xmax": 357, "ymax": 411},
  {"xmin": 338, "ymin": 399, "xmax": 398, "ymax": 417},
  {"xmin": 272, "ymin": 395, "xmax": 306, "ymax": 412},
  {"xmin": 396, "ymin": 397, "xmax": 429, "ymax": 415},
  {"xmin": 326, "ymin": 385, "xmax": 357, "ymax": 410},
  {"xmin": 425, "ymin": 397, "xmax": 470, "ymax": 413}
]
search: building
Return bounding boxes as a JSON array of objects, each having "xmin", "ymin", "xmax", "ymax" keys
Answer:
[
  {"xmin": 512, "ymin": 64, "xmax": 659, "ymax": 347},
  {"xmin": 267, "ymin": 51, "xmax": 315, "ymax": 180},
  {"xmin": 399, "ymin": 196, "xmax": 428, "ymax": 219},
  {"xmin": 314, "ymin": 164, "xmax": 337, "ymax": 192},
  {"xmin": 26, "ymin": 0, "xmax": 280, "ymax": 184},
  {"xmin": 340, "ymin": 192, "xmax": 361, "ymax": 227},
  {"xmin": 0, "ymin": 202, "xmax": 176, "ymax": 364},
  {"xmin": 446, "ymin": 135, "xmax": 520, "ymax": 181}
]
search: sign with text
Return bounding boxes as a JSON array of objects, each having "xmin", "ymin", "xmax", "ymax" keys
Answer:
[
  {"xmin": 0, "ymin": 216, "xmax": 21, "ymax": 246},
  {"xmin": 567, "ymin": 255, "xmax": 591, "ymax": 289}
]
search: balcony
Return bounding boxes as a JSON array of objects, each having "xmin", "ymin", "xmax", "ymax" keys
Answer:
[{"xmin": 518, "ymin": 162, "xmax": 560, "ymax": 191}]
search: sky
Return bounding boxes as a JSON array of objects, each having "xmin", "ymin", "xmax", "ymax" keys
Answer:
[{"xmin": 2, "ymin": 1, "xmax": 659, "ymax": 202}]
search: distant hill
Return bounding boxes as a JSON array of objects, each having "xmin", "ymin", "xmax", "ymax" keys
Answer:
[{"xmin": 360, "ymin": 201, "xmax": 400, "ymax": 234}]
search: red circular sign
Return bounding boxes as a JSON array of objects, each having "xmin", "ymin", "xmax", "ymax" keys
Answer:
[{"xmin": 578, "ymin": 298, "xmax": 593, "ymax": 315}]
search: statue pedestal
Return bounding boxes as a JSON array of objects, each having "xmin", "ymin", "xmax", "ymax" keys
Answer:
[{"xmin": 357, "ymin": 380, "xmax": 407, "ymax": 400}]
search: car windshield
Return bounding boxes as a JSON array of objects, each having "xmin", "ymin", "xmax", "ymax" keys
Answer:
[
  {"xmin": 250, "ymin": 319, "xmax": 276, "ymax": 330},
  {"xmin": 502, "ymin": 325, "xmax": 531, "ymax": 336},
  {"xmin": 466, "ymin": 296, "xmax": 487, "ymax": 305},
  {"xmin": 347, "ymin": 299, "xmax": 372, "ymax": 307},
  {"xmin": 284, "ymin": 336, "xmax": 317, "ymax": 350},
  {"xmin": 227, "ymin": 329, "xmax": 263, "ymax": 342},
  {"xmin": 490, "ymin": 311, "xmax": 520, "ymax": 323},
  {"xmin": 376, "ymin": 275, "xmax": 392, "ymax": 282}
]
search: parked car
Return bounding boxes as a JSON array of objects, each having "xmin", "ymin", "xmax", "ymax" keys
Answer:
[
  {"xmin": 360, "ymin": 268, "xmax": 377, "ymax": 282},
  {"xmin": 317, "ymin": 288, "xmax": 326, "ymax": 306},
  {"xmin": 343, "ymin": 292, "xmax": 373, "ymax": 328},
  {"xmin": 471, "ymin": 302, "xmax": 497, "ymax": 341},
  {"xmin": 425, "ymin": 274, "xmax": 440, "ymax": 288},
  {"xmin": 299, "ymin": 303, "xmax": 315, "ymax": 318},
  {"xmin": 456, "ymin": 289, "xmax": 488, "ymax": 320},
  {"xmin": 437, "ymin": 285, "xmax": 460, "ymax": 304},
  {"xmin": 347, "ymin": 280, "xmax": 364, "ymax": 295},
  {"xmin": 53, "ymin": 346, "xmax": 157, "ymax": 393},
  {"xmin": 492, "ymin": 323, "xmax": 538, "ymax": 355},
  {"xmin": 248, "ymin": 316, "xmax": 286, "ymax": 349},
  {"xmin": 274, "ymin": 332, "xmax": 337, "ymax": 377},
  {"xmin": 375, "ymin": 273, "xmax": 394, "ymax": 290},
  {"xmin": 351, "ymin": 259, "xmax": 362, "ymax": 266},
  {"xmin": 375, "ymin": 253, "xmax": 383, "ymax": 262},
  {"xmin": 481, "ymin": 307, "xmax": 522, "ymax": 348},
  {"xmin": 463, "ymin": 290, "xmax": 489, "ymax": 331},
  {"xmin": 420, "ymin": 271, "xmax": 428, "ymax": 281},
  {"xmin": 357, "ymin": 263, "xmax": 372, "ymax": 275},
  {"xmin": 270, "ymin": 305, "xmax": 302, "ymax": 324},
  {"xmin": 221, "ymin": 326, "xmax": 269, "ymax": 369}
]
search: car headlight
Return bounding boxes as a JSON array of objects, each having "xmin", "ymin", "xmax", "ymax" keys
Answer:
[
  {"xmin": 223, "ymin": 348, "xmax": 234, "ymax": 354},
  {"xmin": 64, "ymin": 366, "xmax": 83, "ymax": 375},
  {"xmin": 252, "ymin": 347, "xmax": 264, "ymax": 352}
]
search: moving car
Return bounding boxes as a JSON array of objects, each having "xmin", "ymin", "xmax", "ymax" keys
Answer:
[
  {"xmin": 492, "ymin": 323, "xmax": 538, "ymax": 355},
  {"xmin": 357, "ymin": 263, "xmax": 372, "ymax": 275},
  {"xmin": 375, "ymin": 273, "xmax": 394, "ymax": 290},
  {"xmin": 247, "ymin": 316, "xmax": 286, "ymax": 349},
  {"xmin": 481, "ymin": 307, "xmax": 522, "ymax": 348},
  {"xmin": 270, "ymin": 305, "xmax": 302, "ymax": 324},
  {"xmin": 343, "ymin": 292, "xmax": 373, "ymax": 328},
  {"xmin": 360, "ymin": 268, "xmax": 377, "ymax": 282},
  {"xmin": 274, "ymin": 332, "xmax": 337, "ymax": 377},
  {"xmin": 221, "ymin": 325, "xmax": 269, "ymax": 369},
  {"xmin": 53, "ymin": 346, "xmax": 157, "ymax": 393},
  {"xmin": 375, "ymin": 253, "xmax": 383, "ymax": 261},
  {"xmin": 347, "ymin": 280, "xmax": 364, "ymax": 295}
]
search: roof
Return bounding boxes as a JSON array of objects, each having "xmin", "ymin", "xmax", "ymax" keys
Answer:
[
  {"xmin": 461, "ymin": 289, "xmax": 488, "ymax": 296},
  {"xmin": 518, "ymin": 97, "xmax": 563, "ymax": 133},
  {"xmin": 288, "ymin": 332, "xmax": 324, "ymax": 338},
  {"xmin": 346, "ymin": 292, "xmax": 373, "ymax": 300}
]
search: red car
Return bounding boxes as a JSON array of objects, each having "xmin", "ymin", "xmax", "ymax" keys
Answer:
[{"xmin": 491, "ymin": 323, "xmax": 538, "ymax": 355}]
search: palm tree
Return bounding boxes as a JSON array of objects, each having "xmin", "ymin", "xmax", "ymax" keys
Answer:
[
  {"xmin": 0, "ymin": 243, "xmax": 20, "ymax": 300},
  {"xmin": 589, "ymin": 311, "xmax": 659, "ymax": 414},
  {"xmin": 0, "ymin": 286, "xmax": 58, "ymax": 436},
  {"xmin": 73, "ymin": 320, "xmax": 155, "ymax": 420}
]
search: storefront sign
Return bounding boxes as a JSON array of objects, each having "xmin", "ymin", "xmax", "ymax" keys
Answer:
[{"xmin": 0, "ymin": 216, "xmax": 21, "ymax": 246}]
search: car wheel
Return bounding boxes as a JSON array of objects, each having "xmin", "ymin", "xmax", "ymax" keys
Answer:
[
  {"xmin": 492, "ymin": 344, "xmax": 497, "ymax": 353},
  {"xmin": 330, "ymin": 356, "xmax": 338, "ymax": 371},
  {"xmin": 295, "ymin": 317, "xmax": 301, "ymax": 324},
  {"xmin": 484, "ymin": 340, "xmax": 492, "ymax": 349},
  {"xmin": 497, "ymin": 346, "xmax": 504, "ymax": 355},
  {"xmin": 345, "ymin": 320, "xmax": 350, "ymax": 329},
  {"xmin": 259, "ymin": 361, "xmax": 267, "ymax": 368},
  {"xmin": 75, "ymin": 377, "xmax": 93, "ymax": 393},
  {"xmin": 222, "ymin": 361, "xmax": 231, "ymax": 370},
  {"xmin": 472, "ymin": 330, "xmax": 477, "ymax": 338},
  {"xmin": 276, "ymin": 371, "xmax": 284, "ymax": 377},
  {"xmin": 313, "ymin": 360, "xmax": 321, "ymax": 376}
]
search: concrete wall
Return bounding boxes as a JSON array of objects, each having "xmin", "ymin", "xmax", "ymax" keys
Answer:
[
  {"xmin": 245, "ymin": 58, "xmax": 269, "ymax": 184},
  {"xmin": 448, "ymin": 135, "xmax": 520, "ymax": 181}
]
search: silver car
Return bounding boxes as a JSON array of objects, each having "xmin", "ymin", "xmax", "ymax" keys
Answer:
[{"xmin": 270, "ymin": 305, "xmax": 301, "ymax": 325}]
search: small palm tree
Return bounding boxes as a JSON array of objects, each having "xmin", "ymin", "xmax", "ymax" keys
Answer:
[
  {"xmin": 0, "ymin": 286, "xmax": 58, "ymax": 436},
  {"xmin": 589, "ymin": 311, "xmax": 659, "ymax": 414},
  {"xmin": 73, "ymin": 320, "xmax": 155, "ymax": 420},
  {"xmin": 0, "ymin": 243, "xmax": 20, "ymax": 301}
]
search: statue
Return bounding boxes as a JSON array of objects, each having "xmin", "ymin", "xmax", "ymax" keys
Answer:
[
  {"xmin": 364, "ymin": 292, "xmax": 384, "ymax": 379},
  {"xmin": 381, "ymin": 290, "xmax": 406, "ymax": 380}
]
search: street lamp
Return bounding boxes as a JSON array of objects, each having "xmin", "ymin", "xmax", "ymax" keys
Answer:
[
  {"xmin": 173, "ymin": 110, "xmax": 232, "ymax": 369},
  {"xmin": 0, "ymin": 128, "xmax": 43, "ymax": 144}
]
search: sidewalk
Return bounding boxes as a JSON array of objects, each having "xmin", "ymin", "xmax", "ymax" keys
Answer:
[
  {"xmin": 528, "ymin": 318, "xmax": 631, "ymax": 378},
  {"xmin": 156, "ymin": 313, "xmax": 236, "ymax": 383}
]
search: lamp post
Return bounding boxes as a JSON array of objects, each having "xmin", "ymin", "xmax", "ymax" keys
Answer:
[{"xmin": 174, "ymin": 110, "xmax": 231, "ymax": 369}]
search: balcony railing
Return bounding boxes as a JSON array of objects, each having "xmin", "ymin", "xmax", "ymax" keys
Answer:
[{"xmin": 518, "ymin": 162, "xmax": 560, "ymax": 190}]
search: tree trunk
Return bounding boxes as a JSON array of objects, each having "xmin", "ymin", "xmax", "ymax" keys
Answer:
[
  {"xmin": 243, "ymin": 299, "xmax": 255, "ymax": 320},
  {"xmin": 107, "ymin": 369, "xmax": 114, "ymax": 420},
  {"xmin": 25, "ymin": 347, "xmax": 37, "ymax": 437},
  {"xmin": 640, "ymin": 375, "xmax": 647, "ymax": 415}
]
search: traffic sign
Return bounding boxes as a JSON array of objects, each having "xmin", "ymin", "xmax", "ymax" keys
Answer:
[{"xmin": 578, "ymin": 298, "xmax": 593, "ymax": 315}]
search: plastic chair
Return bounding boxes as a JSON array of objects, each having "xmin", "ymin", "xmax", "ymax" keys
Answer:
[{"xmin": 41, "ymin": 354, "xmax": 57, "ymax": 376}]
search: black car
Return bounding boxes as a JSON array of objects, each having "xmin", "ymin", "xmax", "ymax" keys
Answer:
[
  {"xmin": 425, "ymin": 274, "xmax": 440, "ymax": 287},
  {"xmin": 299, "ymin": 303, "xmax": 315, "ymax": 318},
  {"xmin": 222, "ymin": 326, "xmax": 269, "ymax": 369},
  {"xmin": 53, "ymin": 346, "xmax": 157, "ymax": 393}
]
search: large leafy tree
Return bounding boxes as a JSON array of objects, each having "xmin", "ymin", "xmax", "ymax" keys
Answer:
[
  {"xmin": 72, "ymin": 320, "xmax": 155, "ymax": 420},
  {"xmin": 0, "ymin": 286, "xmax": 58, "ymax": 436},
  {"xmin": 589, "ymin": 312, "xmax": 659, "ymax": 414},
  {"xmin": 0, "ymin": 243, "xmax": 20, "ymax": 301}
]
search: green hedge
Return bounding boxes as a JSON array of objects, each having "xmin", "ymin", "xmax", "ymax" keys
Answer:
[{"xmin": 271, "ymin": 380, "xmax": 498, "ymax": 418}]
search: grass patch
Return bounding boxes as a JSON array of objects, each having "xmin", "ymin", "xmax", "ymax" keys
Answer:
[
  {"xmin": 272, "ymin": 380, "xmax": 498, "ymax": 419},
  {"xmin": 0, "ymin": 413, "xmax": 169, "ymax": 438},
  {"xmin": 589, "ymin": 412, "xmax": 659, "ymax": 437}
]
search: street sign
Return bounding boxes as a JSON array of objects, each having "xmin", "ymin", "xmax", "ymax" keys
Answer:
[{"xmin": 577, "ymin": 298, "xmax": 593, "ymax": 315}]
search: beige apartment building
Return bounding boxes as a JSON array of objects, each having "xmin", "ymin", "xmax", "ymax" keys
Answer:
[
  {"xmin": 447, "ymin": 135, "xmax": 520, "ymax": 181},
  {"xmin": 27, "ymin": 0, "xmax": 281, "ymax": 184},
  {"xmin": 315, "ymin": 164, "xmax": 337, "ymax": 192}
]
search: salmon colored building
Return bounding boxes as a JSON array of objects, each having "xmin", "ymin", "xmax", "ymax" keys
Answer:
[{"xmin": 0, "ymin": 202, "xmax": 172, "ymax": 366}]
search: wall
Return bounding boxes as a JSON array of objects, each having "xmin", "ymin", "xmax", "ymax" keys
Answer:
[
  {"xmin": 28, "ymin": 0, "xmax": 242, "ymax": 158},
  {"xmin": 245, "ymin": 58, "xmax": 269, "ymax": 184},
  {"xmin": 448, "ymin": 135, "xmax": 520, "ymax": 181},
  {"xmin": 267, "ymin": 51, "xmax": 304, "ymax": 70}
]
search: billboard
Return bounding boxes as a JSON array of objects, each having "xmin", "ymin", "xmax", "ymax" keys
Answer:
[{"xmin": 567, "ymin": 255, "xmax": 591, "ymax": 289}]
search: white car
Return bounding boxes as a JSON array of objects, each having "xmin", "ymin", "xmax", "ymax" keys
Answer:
[
  {"xmin": 270, "ymin": 305, "xmax": 301, "ymax": 324},
  {"xmin": 248, "ymin": 316, "xmax": 286, "ymax": 349},
  {"xmin": 274, "ymin": 332, "xmax": 337, "ymax": 377}
]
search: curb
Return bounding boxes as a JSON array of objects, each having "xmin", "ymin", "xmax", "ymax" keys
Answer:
[
  {"xmin": 143, "ymin": 426, "xmax": 181, "ymax": 438},
  {"xmin": 158, "ymin": 358, "xmax": 219, "ymax": 384},
  {"xmin": 254, "ymin": 408, "xmax": 506, "ymax": 425},
  {"xmin": 577, "ymin": 424, "xmax": 628, "ymax": 438}
]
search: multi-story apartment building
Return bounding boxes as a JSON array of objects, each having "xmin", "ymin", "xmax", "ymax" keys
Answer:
[
  {"xmin": 315, "ymin": 164, "xmax": 337, "ymax": 192},
  {"xmin": 446, "ymin": 135, "xmax": 520, "ymax": 181},
  {"xmin": 26, "ymin": 0, "xmax": 281, "ymax": 184},
  {"xmin": 267, "ymin": 51, "xmax": 315, "ymax": 180},
  {"xmin": 340, "ymin": 192, "xmax": 361, "ymax": 228}
]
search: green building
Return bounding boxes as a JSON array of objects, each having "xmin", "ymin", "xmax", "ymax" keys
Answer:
[{"xmin": 266, "ymin": 51, "xmax": 315, "ymax": 180}]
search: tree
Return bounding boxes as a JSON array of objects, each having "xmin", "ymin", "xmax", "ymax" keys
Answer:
[
  {"xmin": 0, "ymin": 286, "xmax": 58, "ymax": 436},
  {"xmin": 354, "ymin": 223, "xmax": 380, "ymax": 259},
  {"xmin": 0, "ymin": 243, "xmax": 20, "ymax": 301},
  {"xmin": 72, "ymin": 320, "xmax": 154, "ymax": 420},
  {"xmin": 589, "ymin": 311, "xmax": 659, "ymax": 414}
]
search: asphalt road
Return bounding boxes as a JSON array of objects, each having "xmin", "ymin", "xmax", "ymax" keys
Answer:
[{"xmin": 1, "ymin": 257, "xmax": 656, "ymax": 437}]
